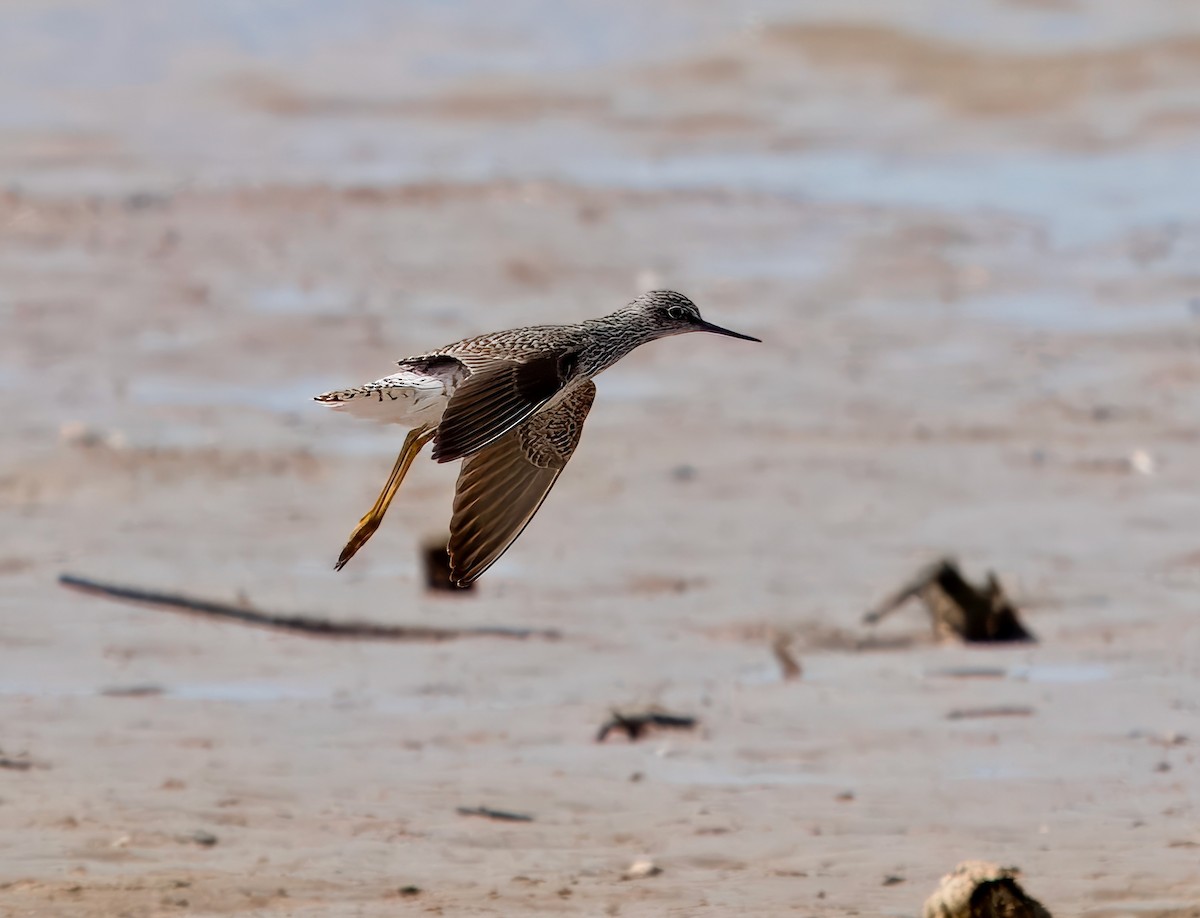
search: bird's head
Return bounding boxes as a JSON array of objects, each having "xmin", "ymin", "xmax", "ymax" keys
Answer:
[{"xmin": 623, "ymin": 290, "xmax": 761, "ymax": 343}]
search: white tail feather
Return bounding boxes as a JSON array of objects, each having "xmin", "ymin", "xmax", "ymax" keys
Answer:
[{"xmin": 315, "ymin": 372, "xmax": 454, "ymax": 426}]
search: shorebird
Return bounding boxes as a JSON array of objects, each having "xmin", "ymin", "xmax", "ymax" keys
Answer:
[{"xmin": 315, "ymin": 290, "xmax": 759, "ymax": 585}]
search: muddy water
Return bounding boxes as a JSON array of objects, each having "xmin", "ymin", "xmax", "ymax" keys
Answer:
[{"xmin": 2, "ymin": 2, "xmax": 1200, "ymax": 916}]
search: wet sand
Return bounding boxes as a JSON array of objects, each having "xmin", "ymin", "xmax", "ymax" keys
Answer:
[{"xmin": 2, "ymin": 2, "xmax": 1200, "ymax": 915}]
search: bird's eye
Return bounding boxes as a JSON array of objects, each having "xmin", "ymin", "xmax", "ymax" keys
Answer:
[{"xmin": 666, "ymin": 306, "xmax": 687, "ymax": 320}]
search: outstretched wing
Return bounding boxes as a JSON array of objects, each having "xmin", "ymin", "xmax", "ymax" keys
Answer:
[
  {"xmin": 448, "ymin": 381, "xmax": 596, "ymax": 584},
  {"xmin": 431, "ymin": 350, "xmax": 578, "ymax": 463}
]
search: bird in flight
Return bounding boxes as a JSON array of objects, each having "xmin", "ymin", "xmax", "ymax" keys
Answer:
[{"xmin": 315, "ymin": 290, "xmax": 760, "ymax": 585}]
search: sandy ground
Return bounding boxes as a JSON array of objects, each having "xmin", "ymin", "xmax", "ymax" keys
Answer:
[{"xmin": 2, "ymin": 2, "xmax": 1200, "ymax": 915}]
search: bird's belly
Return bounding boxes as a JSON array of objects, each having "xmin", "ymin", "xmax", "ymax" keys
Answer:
[{"xmin": 314, "ymin": 370, "xmax": 459, "ymax": 427}]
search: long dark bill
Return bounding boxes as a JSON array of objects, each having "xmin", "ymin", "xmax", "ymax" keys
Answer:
[{"xmin": 695, "ymin": 319, "xmax": 761, "ymax": 342}]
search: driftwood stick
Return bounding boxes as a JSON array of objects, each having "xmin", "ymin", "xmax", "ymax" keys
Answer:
[
  {"xmin": 455, "ymin": 806, "xmax": 534, "ymax": 822},
  {"xmin": 596, "ymin": 710, "xmax": 698, "ymax": 743},
  {"xmin": 863, "ymin": 559, "xmax": 950, "ymax": 625},
  {"xmin": 863, "ymin": 558, "xmax": 1035, "ymax": 643},
  {"xmin": 58, "ymin": 573, "xmax": 559, "ymax": 642}
]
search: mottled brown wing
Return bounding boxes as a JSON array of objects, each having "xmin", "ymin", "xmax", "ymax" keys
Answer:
[
  {"xmin": 448, "ymin": 381, "xmax": 596, "ymax": 584},
  {"xmin": 431, "ymin": 350, "xmax": 578, "ymax": 463}
]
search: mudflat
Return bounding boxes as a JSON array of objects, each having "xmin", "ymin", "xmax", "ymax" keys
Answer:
[{"xmin": 2, "ymin": 2, "xmax": 1199, "ymax": 915}]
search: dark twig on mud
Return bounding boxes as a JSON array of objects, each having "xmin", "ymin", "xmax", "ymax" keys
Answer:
[
  {"xmin": 946, "ymin": 705, "xmax": 1035, "ymax": 721},
  {"xmin": 596, "ymin": 710, "xmax": 698, "ymax": 742},
  {"xmin": 771, "ymin": 633, "xmax": 802, "ymax": 681},
  {"xmin": 58, "ymin": 573, "xmax": 559, "ymax": 642},
  {"xmin": 863, "ymin": 557, "xmax": 1035, "ymax": 643},
  {"xmin": 456, "ymin": 806, "xmax": 534, "ymax": 822}
]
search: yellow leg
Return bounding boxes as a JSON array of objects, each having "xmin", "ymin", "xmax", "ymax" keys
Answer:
[{"xmin": 335, "ymin": 425, "xmax": 435, "ymax": 571}]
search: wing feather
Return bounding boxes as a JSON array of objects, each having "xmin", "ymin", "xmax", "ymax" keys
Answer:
[
  {"xmin": 447, "ymin": 382, "xmax": 596, "ymax": 584},
  {"xmin": 431, "ymin": 350, "xmax": 578, "ymax": 463}
]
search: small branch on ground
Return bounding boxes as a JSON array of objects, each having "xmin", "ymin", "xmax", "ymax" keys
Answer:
[
  {"xmin": 771, "ymin": 632, "xmax": 802, "ymax": 680},
  {"xmin": 863, "ymin": 558, "xmax": 1035, "ymax": 643},
  {"xmin": 596, "ymin": 710, "xmax": 698, "ymax": 743},
  {"xmin": 58, "ymin": 573, "xmax": 559, "ymax": 642},
  {"xmin": 455, "ymin": 806, "xmax": 534, "ymax": 822},
  {"xmin": 945, "ymin": 706, "xmax": 1035, "ymax": 721},
  {"xmin": 0, "ymin": 749, "xmax": 41, "ymax": 771}
]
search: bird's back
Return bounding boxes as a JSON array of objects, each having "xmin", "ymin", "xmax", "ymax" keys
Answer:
[{"xmin": 438, "ymin": 321, "xmax": 592, "ymax": 363}]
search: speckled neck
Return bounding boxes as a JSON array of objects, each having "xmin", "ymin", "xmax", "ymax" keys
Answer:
[{"xmin": 576, "ymin": 308, "xmax": 673, "ymax": 378}]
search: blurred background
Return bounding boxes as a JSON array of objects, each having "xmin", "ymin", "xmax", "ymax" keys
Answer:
[{"xmin": 2, "ymin": 2, "xmax": 1199, "ymax": 915}]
